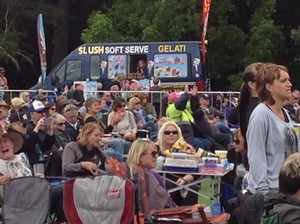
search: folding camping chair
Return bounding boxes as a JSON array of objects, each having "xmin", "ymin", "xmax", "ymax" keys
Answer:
[
  {"xmin": 64, "ymin": 175, "xmax": 135, "ymax": 224},
  {"xmin": 134, "ymin": 204, "xmax": 230, "ymax": 224},
  {"xmin": 2, "ymin": 176, "xmax": 51, "ymax": 224}
]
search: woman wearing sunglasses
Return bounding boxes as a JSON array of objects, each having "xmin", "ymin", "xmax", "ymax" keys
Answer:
[
  {"xmin": 128, "ymin": 97, "xmax": 158, "ymax": 140},
  {"xmin": 127, "ymin": 138, "xmax": 174, "ymax": 221},
  {"xmin": 231, "ymin": 128, "xmax": 249, "ymax": 190},
  {"xmin": 107, "ymin": 98, "xmax": 137, "ymax": 141},
  {"xmin": 156, "ymin": 120, "xmax": 197, "ymax": 206}
]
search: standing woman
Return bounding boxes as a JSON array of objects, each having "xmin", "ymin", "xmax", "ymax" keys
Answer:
[
  {"xmin": 62, "ymin": 122, "xmax": 106, "ymax": 177},
  {"xmin": 247, "ymin": 63, "xmax": 298, "ymax": 195},
  {"xmin": 244, "ymin": 63, "xmax": 299, "ymax": 224},
  {"xmin": 238, "ymin": 62, "xmax": 263, "ymax": 142}
]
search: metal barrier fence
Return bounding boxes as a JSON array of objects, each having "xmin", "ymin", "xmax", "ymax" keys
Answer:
[
  {"xmin": 82, "ymin": 90, "xmax": 240, "ymax": 118},
  {"xmin": 0, "ymin": 89, "xmax": 58, "ymax": 103},
  {"xmin": 2, "ymin": 89, "xmax": 239, "ymax": 117}
]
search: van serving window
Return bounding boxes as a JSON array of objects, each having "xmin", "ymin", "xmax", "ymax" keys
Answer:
[
  {"xmin": 154, "ymin": 53, "xmax": 188, "ymax": 78},
  {"xmin": 90, "ymin": 55, "xmax": 101, "ymax": 80},
  {"xmin": 66, "ymin": 60, "xmax": 81, "ymax": 81}
]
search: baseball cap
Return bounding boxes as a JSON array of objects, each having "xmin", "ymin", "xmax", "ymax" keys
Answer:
[
  {"xmin": 200, "ymin": 93, "xmax": 210, "ymax": 100},
  {"xmin": 9, "ymin": 112, "xmax": 31, "ymax": 124},
  {"xmin": 29, "ymin": 100, "xmax": 45, "ymax": 112}
]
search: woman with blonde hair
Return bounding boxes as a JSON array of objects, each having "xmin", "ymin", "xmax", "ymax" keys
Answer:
[
  {"xmin": 19, "ymin": 91, "xmax": 30, "ymax": 104},
  {"xmin": 127, "ymin": 139, "xmax": 174, "ymax": 220},
  {"xmin": 10, "ymin": 97, "xmax": 24, "ymax": 113},
  {"xmin": 156, "ymin": 120, "xmax": 197, "ymax": 206},
  {"xmin": 128, "ymin": 97, "xmax": 158, "ymax": 140},
  {"xmin": 62, "ymin": 122, "xmax": 106, "ymax": 177}
]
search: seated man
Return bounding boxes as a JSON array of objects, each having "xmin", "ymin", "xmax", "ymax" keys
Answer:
[{"xmin": 263, "ymin": 153, "xmax": 300, "ymax": 223}]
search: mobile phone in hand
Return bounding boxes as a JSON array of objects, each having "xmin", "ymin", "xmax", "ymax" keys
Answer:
[{"xmin": 44, "ymin": 117, "xmax": 52, "ymax": 125}]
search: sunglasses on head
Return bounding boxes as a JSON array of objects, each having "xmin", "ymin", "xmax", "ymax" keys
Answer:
[{"xmin": 164, "ymin": 130, "xmax": 178, "ymax": 135}]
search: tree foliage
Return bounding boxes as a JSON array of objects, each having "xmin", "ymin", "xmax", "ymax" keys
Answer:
[
  {"xmin": 1, "ymin": 0, "xmax": 300, "ymax": 90},
  {"xmin": 81, "ymin": 12, "xmax": 117, "ymax": 43}
]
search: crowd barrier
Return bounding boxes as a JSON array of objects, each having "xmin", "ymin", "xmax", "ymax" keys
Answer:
[{"xmin": 2, "ymin": 89, "xmax": 239, "ymax": 117}]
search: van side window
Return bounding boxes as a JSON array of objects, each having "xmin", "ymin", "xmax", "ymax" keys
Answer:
[
  {"xmin": 108, "ymin": 55, "xmax": 127, "ymax": 80},
  {"xmin": 66, "ymin": 60, "xmax": 81, "ymax": 81},
  {"xmin": 90, "ymin": 55, "xmax": 101, "ymax": 80},
  {"xmin": 55, "ymin": 63, "xmax": 66, "ymax": 83},
  {"xmin": 154, "ymin": 54, "xmax": 188, "ymax": 78}
]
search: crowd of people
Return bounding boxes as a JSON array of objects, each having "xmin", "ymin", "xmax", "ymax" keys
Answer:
[{"xmin": 0, "ymin": 62, "xmax": 299, "ymax": 223}]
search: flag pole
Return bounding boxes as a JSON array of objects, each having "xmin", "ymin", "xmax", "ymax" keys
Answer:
[
  {"xmin": 201, "ymin": 0, "xmax": 211, "ymax": 91},
  {"xmin": 37, "ymin": 14, "xmax": 47, "ymax": 87}
]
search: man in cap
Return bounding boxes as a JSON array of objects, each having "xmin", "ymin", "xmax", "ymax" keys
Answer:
[
  {"xmin": 199, "ymin": 93, "xmax": 219, "ymax": 117},
  {"xmin": 24, "ymin": 100, "xmax": 55, "ymax": 166},
  {"xmin": 9, "ymin": 111, "xmax": 30, "ymax": 135},
  {"xmin": 64, "ymin": 104, "xmax": 82, "ymax": 141}
]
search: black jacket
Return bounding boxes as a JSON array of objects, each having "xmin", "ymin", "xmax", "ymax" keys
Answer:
[{"xmin": 19, "ymin": 123, "xmax": 55, "ymax": 165}]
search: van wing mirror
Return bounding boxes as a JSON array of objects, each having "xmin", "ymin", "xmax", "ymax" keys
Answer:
[{"xmin": 51, "ymin": 74, "xmax": 59, "ymax": 85}]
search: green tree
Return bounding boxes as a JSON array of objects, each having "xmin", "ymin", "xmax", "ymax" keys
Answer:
[
  {"xmin": 0, "ymin": 0, "xmax": 58, "ymax": 88},
  {"xmin": 244, "ymin": 0, "xmax": 285, "ymax": 65},
  {"xmin": 81, "ymin": 0, "xmax": 200, "ymax": 42},
  {"xmin": 81, "ymin": 11, "xmax": 118, "ymax": 43},
  {"xmin": 206, "ymin": 0, "xmax": 246, "ymax": 89}
]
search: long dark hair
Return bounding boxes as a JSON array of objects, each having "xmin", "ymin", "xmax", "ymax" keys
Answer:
[{"xmin": 238, "ymin": 62, "xmax": 263, "ymax": 141}]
